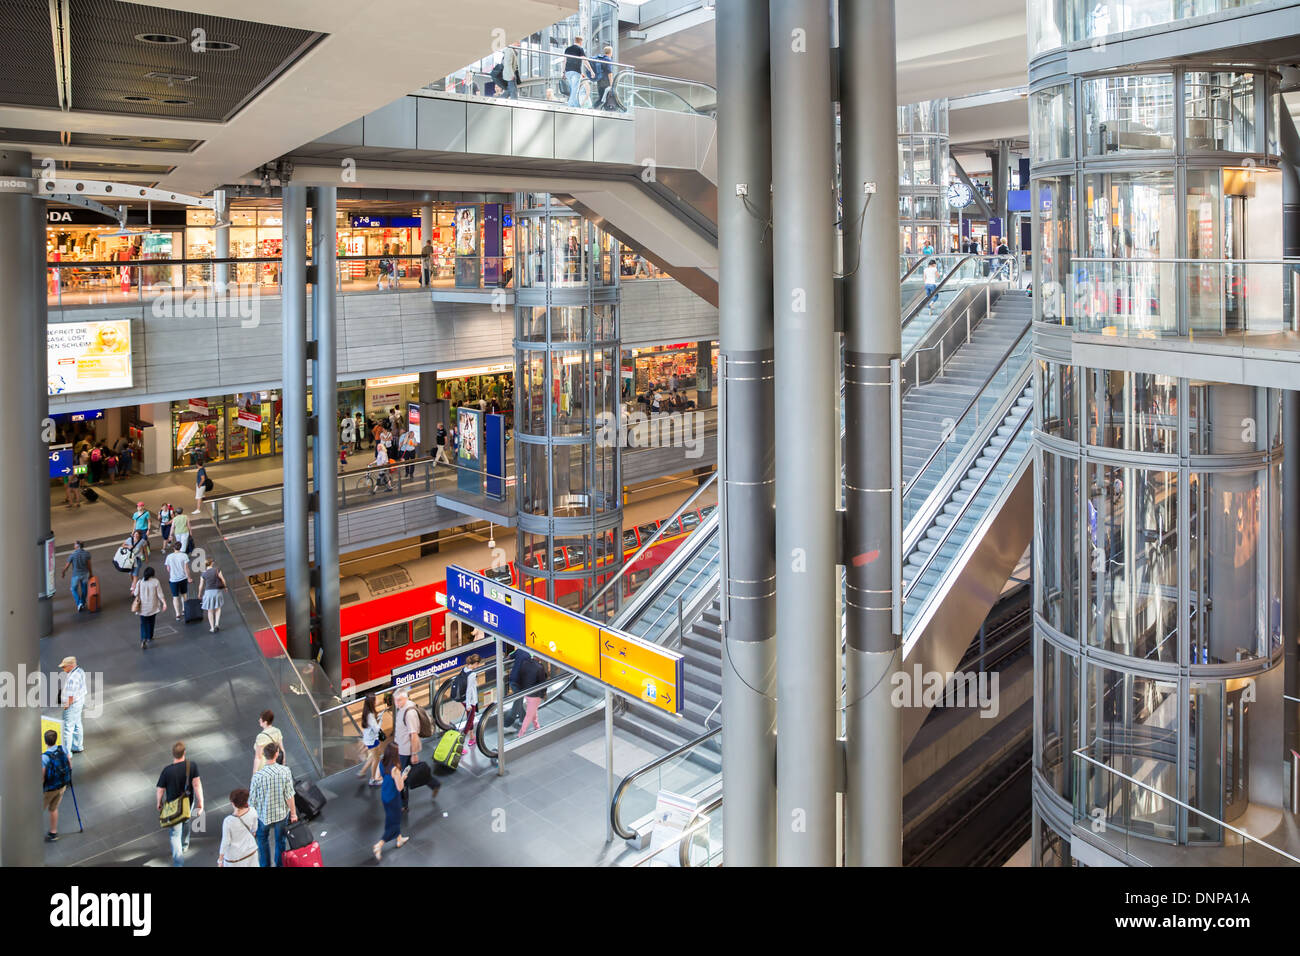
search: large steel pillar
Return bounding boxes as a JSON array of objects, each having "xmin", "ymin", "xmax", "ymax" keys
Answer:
[
  {"xmin": 0, "ymin": 151, "xmax": 44, "ymax": 865},
  {"xmin": 281, "ymin": 185, "xmax": 311, "ymax": 658},
  {"xmin": 213, "ymin": 189, "xmax": 229, "ymax": 294},
  {"xmin": 770, "ymin": 0, "xmax": 838, "ymax": 866},
  {"xmin": 418, "ymin": 370, "xmax": 439, "ymax": 459},
  {"xmin": 32, "ymin": 167, "xmax": 52, "ymax": 639},
  {"xmin": 716, "ymin": 0, "xmax": 777, "ymax": 868},
  {"xmin": 311, "ymin": 186, "xmax": 340, "ymax": 683},
  {"xmin": 840, "ymin": 0, "xmax": 903, "ymax": 866}
]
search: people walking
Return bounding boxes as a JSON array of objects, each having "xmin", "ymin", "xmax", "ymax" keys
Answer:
[
  {"xmin": 134, "ymin": 566, "xmax": 167, "ymax": 649},
  {"xmin": 155, "ymin": 741, "xmax": 203, "ymax": 867},
  {"xmin": 392, "ymin": 687, "xmax": 422, "ymax": 811},
  {"xmin": 400, "ymin": 428, "xmax": 417, "ymax": 479},
  {"xmin": 563, "ymin": 36, "xmax": 593, "ymax": 108},
  {"xmin": 593, "ymin": 45, "xmax": 615, "ymax": 109},
  {"xmin": 193, "ymin": 459, "xmax": 209, "ymax": 514},
  {"xmin": 357, "ymin": 693, "xmax": 384, "ymax": 786},
  {"xmin": 248, "ymin": 742, "xmax": 296, "ymax": 867},
  {"xmin": 420, "ymin": 238, "xmax": 434, "ymax": 287},
  {"xmin": 123, "ymin": 529, "xmax": 149, "ymax": 594},
  {"xmin": 452, "ymin": 655, "xmax": 481, "ymax": 752},
  {"xmin": 59, "ymin": 656, "xmax": 87, "ymax": 754},
  {"xmin": 434, "ymin": 422, "xmax": 450, "ymax": 466},
  {"xmin": 198, "ymin": 558, "xmax": 226, "ymax": 633},
  {"xmin": 373, "ymin": 744, "xmax": 410, "ymax": 860},
  {"xmin": 253, "ymin": 710, "xmax": 286, "ymax": 775},
  {"xmin": 516, "ymin": 655, "xmax": 547, "ymax": 738},
  {"xmin": 171, "ymin": 508, "xmax": 190, "ymax": 555},
  {"xmin": 923, "ymin": 258, "xmax": 941, "ymax": 313},
  {"xmin": 501, "ymin": 42, "xmax": 520, "ymax": 99},
  {"xmin": 164, "ymin": 541, "xmax": 191, "ymax": 620},
  {"xmin": 217, "ymin": 788, "xmax": 259, "ymax": 867},
  {"xmin": 42, "ymin": 729, "xmax": 71, "ymax": 842},
  {"xmin": 61, "ymin": 540, "xmax": 93, "ymax": 612},
  {"xmin": 158, "ymin": 502, "xmax": 175, "ymax": 544},
  {"xmin": 131, "ymin": 501, "xmax": 151, "ymax": 544}
]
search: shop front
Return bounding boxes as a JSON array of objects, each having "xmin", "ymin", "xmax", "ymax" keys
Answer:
[
  {"xmin": 171, "ymin": 392, "xmax": 282, "ymax": 468},
  {"xmin": 625, "ymin": 342, "xmax": 716, "ymax": 403},
  {"xmin": 434, "ymin": 362, "xmax": 514, "ymax": 411},
  {"xmin": 47, "ymin": 208, "xmax": 186, "ymax": 295}
]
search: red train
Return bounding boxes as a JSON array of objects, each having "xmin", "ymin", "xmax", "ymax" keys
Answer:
[{"xmin": 256, "ymin": 504, "xmax": 713, "ymax": 694}]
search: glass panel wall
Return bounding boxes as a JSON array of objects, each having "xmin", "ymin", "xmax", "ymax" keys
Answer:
[{"xmin": 1082, "ymin": 74, "xmax": 1175, "ymax": 155}]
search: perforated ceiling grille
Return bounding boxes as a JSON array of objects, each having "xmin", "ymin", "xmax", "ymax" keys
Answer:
[
  {"xmin": 0, "ymin": 128, "xmax": 199, "ymax": 151},
  {"xmin": 362, "ymin": 569, "xmax": 413, "ymax": 597},
  {"xmin": 56, "ymin": 1, "xmax": 322, "ymax": 121},
  {"xmin": 0, "ymin": 1, "xmax": 62, "ymax": 109}
]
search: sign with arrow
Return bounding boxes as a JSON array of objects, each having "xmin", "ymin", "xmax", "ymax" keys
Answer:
[{"xmin": 599, "ymin": 630, "xmax": 683, "ymax": 715}]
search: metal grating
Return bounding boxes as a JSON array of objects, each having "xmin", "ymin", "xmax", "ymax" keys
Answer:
[
  {"xmin": 0, "ymin": 0, "xmax": 62, "ymax": 109},
  {"xmin": 59, "ymin": 160, "xmax": 175, "ymax": 174},
  {"xmin": 64, "ymin": 0, "xmax": 323, "ymax": 121},
  {"xmin": 361, "ymin": 569, "xmax": 413, "ymax": 597}
]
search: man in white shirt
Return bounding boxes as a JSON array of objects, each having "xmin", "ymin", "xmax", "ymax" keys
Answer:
[
  {"xmin": 393, "ymin": 687, "xmax": 423, "ymax": 810},
  {"xmin": 60, "ymin": 656, "xmax": 87, "ymax": 754},
  {"xmin": 164, "ymin": 541, "xmax": 192, "ymax": 620}
]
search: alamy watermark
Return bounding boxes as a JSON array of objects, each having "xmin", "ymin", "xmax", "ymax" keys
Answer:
[
  {"xmin": 890, "ymin": 664, "xmax": 1000, "ymax": 718},
  {"xmin": 1, "ymin": 665, "xmax": 104, "ymax": 718},
  {"xmin": 150, "ymin": 281, "xmax": 261, "ymax": 328},
  {"xmin": 594, "ymin": 410, "xmax": 705, "ymax": 458}
]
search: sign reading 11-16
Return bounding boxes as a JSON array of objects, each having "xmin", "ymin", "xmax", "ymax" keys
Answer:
[{"xmin": 445, "ymin": 565, "xmax": 525, "ymax": 645}]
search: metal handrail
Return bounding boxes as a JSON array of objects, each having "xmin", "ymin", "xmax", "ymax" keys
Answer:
[
  {"xmin": 680, "ymin": 793, "xmax": 724, "ymax": 867},
  {"xmin": 610, "ymin": 725, "xmax": 722, "ymax": 840},
  {"xmin": 633, "ymin": 537, "xmax": 720, "ymax": 641},
  {"xmin": 205, "ymin": 454, "xmax": 443, "ymax": 504},
  {"xmin": 1071, "ymin": 748, "xmax": 1300, "ymax": 865},
  {"xmin": 580, "ymin": 471, "xmax": 718, "ymax": 615},
  {"xmin": 1073, "ymin": 256, "xmax": 1300, "ymax": 265},
  {"xmin": 609, "ymin": 510, "xmax": 719, "ymax": 628},
  {"xmin": 901, "ymin": 386, "xmax": 1032, "ymax": 609},
  {"xmin": 902, "ymin": 322, "xmax": 1033, "ymax": 503}
]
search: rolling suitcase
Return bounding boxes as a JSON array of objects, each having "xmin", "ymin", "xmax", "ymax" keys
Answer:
[
  {"xmin": 432, "ymin": 730, "xmax": 463, "ymax": 771},
  {"xmin": 81, "ymin": 486, "xmax": 98, "ymax": 503},
  {"xmin": 85, "ymin": 576, "xmax": 101, "ymax": 614},
  {"xmin": 284, "ymin": 820, "xmax": 313, "ymax": 849},
  {"xmin": 282, "ymin": 841, "xmax": 323, "ymax": 867},
  {"xmin": 293, "ymin": 778, "xmax": 327, "ymax": 819},
  {"xmin": 183, "ymin": 598, "xmax": 203, "ymax": 623}
]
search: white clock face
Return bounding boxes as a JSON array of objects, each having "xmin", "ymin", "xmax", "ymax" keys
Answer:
[{"xmin": 947, "ymin": 182, "xmax": 974, "ymax": 209}]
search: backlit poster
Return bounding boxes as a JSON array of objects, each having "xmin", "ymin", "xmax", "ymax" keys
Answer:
[
  {"xmin": 457, "ymin": 406, "xmax": 483, "ymax": 495},
  {"xmin": 485, "ymin": 413, "xmax": 505, "ymax": 501},
  {"xmin": 47, "ymin": 320, "xmax": 133, "ymax": 395},
  {"xmin": 455, "ymin": 203, "xmax": 479, "ymax": 288},
  {"xmin": 483, "ymin": 203, "xmax": 503, "ymax": 286}
]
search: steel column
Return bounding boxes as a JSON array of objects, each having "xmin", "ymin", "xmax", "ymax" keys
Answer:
[
  {"xmin": 839, "ymin": 0, "xmax": 903, "ymax": 866},
  {"xmin": 770, "ymin": 0, "xmax": 838, "ymax": 866},
  {"xmin": 214, "ymin": 189, "xmax": 229, "ymax": 294},
  {"xmin": 312, "ymin": 186, "xmax": 340, "ymax": 684},
  {"xmin": 281, "ymin": 185, "xmax": 311, "ymax": 658},
  {"xmin": 419, "ymin": 370, "xmax": 439, "ymax": 459},
  {"xmin": 716, "ymin": 0, "xmax": 777, "ymax": 868},
  {"xmin": 0, "ymin": 151, "xmax": 43, "ymax": 865},
  {"xmin": 32, "ymin": 171, "xmax": 52, "ymax": 639},
  {"xmin": 1281, "ymin": 107, "xmax": 1300, "ymax": 782}
]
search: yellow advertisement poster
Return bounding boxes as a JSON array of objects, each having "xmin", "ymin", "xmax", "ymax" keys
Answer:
[{"xmin": 48, "ymin": 320, "xmax": 133, "ymax": 395}]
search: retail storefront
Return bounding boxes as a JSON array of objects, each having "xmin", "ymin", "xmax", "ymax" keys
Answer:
[
  {"xmin": 625, "ymin": 342, "xmax": 716, "ymax": 399},
  {"xmin": 171, "ymin": 392, "xmax": 282, "ymax": 468},
  {"xmin": 47, "ymin": 208, "xmax": 185, "ymax": 294},
  {"xmin": 435, "ymin": 362, "xmax": 514, "ymax": 409}
]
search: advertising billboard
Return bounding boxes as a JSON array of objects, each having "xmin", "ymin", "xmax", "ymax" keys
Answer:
[
  {"xmin": 455, "ymin": 203, "xmax": 479, "ymax": 288},
  {"xmin": 47, "ymin": 320, "xmax": 133, "ymax": 395},
  {"xmin": 456, "ymin": 406, "xmax": 482, "ymax": 495}
]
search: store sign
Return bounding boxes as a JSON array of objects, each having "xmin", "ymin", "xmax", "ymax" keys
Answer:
[
  {"xmin": 390, "ymin": 636, "xmax": 495, "ymax": 689},
  {"xmin": 55, "ymin": 408, "xmax": 105, "ymax": 423},
  {"xmin": 47, "ymin": 321, "xmax": 133, "ymax": 395},
  {"xmin": 349, "ymin": 215, "xmax": 421, "ymax": 228},
  {"xmin": 236, "ymin": 408, "xmax": 263, "ymax": 432},
  {"xmin": 368, "ymin": 391, "xmax": 401, "ymax": 412},
  {"xmin": 188, "ymin": 398, "xmax": 209, "ymax": 415},
  {"xmin": 366, "ymin": 374, "xmax": 419, "ymax": 388}
]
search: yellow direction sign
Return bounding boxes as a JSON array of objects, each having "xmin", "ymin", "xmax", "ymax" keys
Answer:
[
  {"xmin": 524, "ymin": 598, "xmax": 601, "ymax": 678},
  {"xmin": 599, "ymin": 630, "xmax": 684, "ymax": 715}
]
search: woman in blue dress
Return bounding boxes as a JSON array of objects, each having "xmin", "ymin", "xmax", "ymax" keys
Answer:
[{"xmin": 373, "ymin": 744, "xmax": 410, "ymax": 861}]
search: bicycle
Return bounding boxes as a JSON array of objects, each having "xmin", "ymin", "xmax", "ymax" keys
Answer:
[{"xmin": 356, "ymin": 467, "xmax": 395, "ymax": 495}]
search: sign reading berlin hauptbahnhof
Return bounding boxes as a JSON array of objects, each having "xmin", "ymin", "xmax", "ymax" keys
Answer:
[{"xmin": 444, "ymin": 565, "xmax": 684, "ymax": 716}]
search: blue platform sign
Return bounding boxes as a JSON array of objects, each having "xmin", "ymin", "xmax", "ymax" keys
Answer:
[
  {"xmin": 49, "ymin": 447, "xmax": 74, "ymax": 478},
  {"xmin": 445, "ymin": 565, "xmax": 525, "ymax": 644}
]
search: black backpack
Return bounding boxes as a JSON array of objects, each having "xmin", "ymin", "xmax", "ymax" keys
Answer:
[
  {"xmin": 43, "ymin": 748, "xmax": 71, "ymax": 791},
  {"xmin": 491, "ymin": 62, "xmax": 505, "ymax": 83},
  {"xmin": 449, "ymin": 672, "xmax": 468, "ymax": 702}
]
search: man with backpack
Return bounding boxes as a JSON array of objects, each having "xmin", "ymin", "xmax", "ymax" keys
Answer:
[
  {"xmin": 392, "ymin": 687, "xmax": 429, "ymax": 811},
  {"xmin": 42, "ymin": 729, "xmax": 72, "ymax": 842}
]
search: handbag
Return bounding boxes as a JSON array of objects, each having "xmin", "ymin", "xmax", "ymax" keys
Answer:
[
  {"xmin": 158, "ymin": 760, "xmax": 193, "ymax": 828},
  {"xmin": 131, "ymin": 595, "xmax": 141, "ymax": 614},
  {"xmin": 112, "ymin": 546, "xmax": 135, "ymax": 572}
]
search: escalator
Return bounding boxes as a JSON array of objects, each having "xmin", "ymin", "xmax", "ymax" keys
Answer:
[{"xmin": 609, "ymin": 292, "xmax": 1037, "ymax": 851}]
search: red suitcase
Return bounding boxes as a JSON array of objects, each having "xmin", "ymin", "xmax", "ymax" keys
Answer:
[
  {"xmin": 282, "ymin": 842, "xmax": 323, "ymax": 867},
  {"xmin": 85, "ymin": 576, "xmax": 101, "ymax": 613}
]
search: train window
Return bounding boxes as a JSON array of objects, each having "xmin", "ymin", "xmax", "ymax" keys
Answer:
[
  {"xmin": 411, "ymin": 616, "xmax": 431, "ymax": 644},
  {"xmin": 623, "ymin": 528, "xmax": 639, "ymax": 551},
  {"xmin": 551, "ymin": 546, "xmax": 568, "ymax": 570},
  {"xmin": 566, "ymin": 544, "xmax": 588, "ymax": 567},
  {"xmin": 522, "ymin": 546, "xmax": 546, "ymax": 570},
  {"xmin": 700, "ymin": 505, "xmax": 716, "ymax": 518},
  {"xmin": 347, "ymin": 635, "xmax": 369, "ymax": 663},
  {"xmin": 484, "ymin": 566, "xmax": 512, "ymax": 585},
  {"xmin": 637, "ymin": 522, "xmax": 659, "ymax": 542},
  {"xmin": 681, "ymin": 510, "xmax": 702, "ymax": 530},
  {"xmin": 377, "ymin": 624, "xmax": 410, "ymax": 654}
]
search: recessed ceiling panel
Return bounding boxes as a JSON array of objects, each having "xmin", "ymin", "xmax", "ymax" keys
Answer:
[
  {"xmin": 0, "ymin": 0, "xmax": 62, "ymax": 109},
  {"xmin": 66, "ymin": 0, "xmax": 323, "ymax": 121}
]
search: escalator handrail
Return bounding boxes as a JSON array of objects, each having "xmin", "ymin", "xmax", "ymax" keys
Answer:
[
  {"xmin": 901, "ymin": 388, "xmax": 1034, "ymax": 614},
  {"xmin": 901, "ymin": 320, "xmax": 1032, "ymax": 514},
  {"xmin": 580, "ymin": 472, "xmax": 718, "ymax": 616},
  {"xmin": 610, "ymin": 725, "xmax": 721, "ymax": 840},
  {"xmin": 679, "ymin": 793, "xmax": 724, "ymax": 867},
  {"xmin": 472, "ymin": 671, "xmax": 588, "ymax": 759},
  {"xmin": 618, "ymin": 516, "xmax": 721, "ymax": 638}
]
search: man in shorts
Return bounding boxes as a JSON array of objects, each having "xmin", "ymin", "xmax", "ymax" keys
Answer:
[{"xmin": 164, "ymin": 541, "xmax": 191, "ymax": 620}]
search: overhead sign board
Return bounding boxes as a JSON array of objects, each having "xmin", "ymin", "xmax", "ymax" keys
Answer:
[
  {"xmin": 445, "ymin": 566, "xmax": 525, "ymax": 645},
  {"xmin": 390, "ymin": 635, "xmax": 495, "ymax": 688},
  {"xmin": 445, "ymin": 566, "xmax": 684, "ymax": 716}
]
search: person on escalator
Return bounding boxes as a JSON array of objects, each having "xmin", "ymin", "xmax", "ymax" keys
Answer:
[
  {"xmin": 923, "ymin": 259, "xmax": 940, "ymax": 313},
  {"xmin": 517, "ymin": 656, "xmax": 548, "ymax": 739},
  {"xmin": 506, "ymin": 648, "xmax": 532, "ymax": 726}
]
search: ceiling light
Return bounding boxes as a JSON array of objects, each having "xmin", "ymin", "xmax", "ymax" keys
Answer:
[
  {"xmin": 145, "ymin": 71, "xmax": 198, "ymax": 84},
  {"xmin": 108, "ymin": 136, "xmax": 131, "ymax": 141},
  {"xmin": 122, "ymin": 94, "xmax": 154, "ymax": 102},
  {"xmin": 135, "ymin": 33, "xmax": 185, "ymax": 45},
  {"xmin": 191, "ymin": 39, "xmax": 240, "ymax": 53},
  {"xmin": 161, "ymin": 98, "xmax": 191, "ymax": 105}
]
